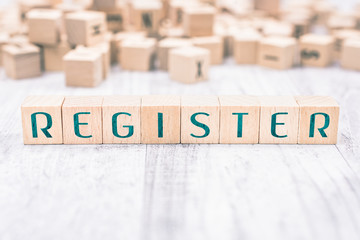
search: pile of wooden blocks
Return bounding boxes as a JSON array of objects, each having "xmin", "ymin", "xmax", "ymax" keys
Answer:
[
  {"xmin": 21, "ymin": 95, "xmax": 339, "ymax": 145},
  {"xmin": 1, "ymin": 0, "xmax": 360, "ymax": 85}
]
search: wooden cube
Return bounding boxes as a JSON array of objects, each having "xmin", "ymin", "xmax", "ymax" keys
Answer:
[
  {"xmin": 27, "ymin": 9, "xmax": 62, "ymax": 46},
  {"xmin": 21, "ymin": 96, "xmax": 64, "ymax": 144},
  {"xmin": 181, "ymin": 95, "xmax": 219, "ymax": 144},
  {"xmin": 296, "ymin": 96, "xmax": 339, "ymax": 144},
  {"xmin": 120, "ymin": 38, "xmax": 156, "ymax": 71},
  {"xmin": 254, "ymin": 0, "xmax": 280, "ymax": 16},
  {"xmin": 219, "ymin": 96, "xmax": 260, "ymax": 144},
  {"xmin": 157, "ymin": 37, "xmax": 192, "ymax": 70},
  {"xmin": 141, "ymin": 95, "xmax": 181, "ymax": 144},
  {"xmin": 332, "ymin": 30, "xmax": 360, "ymax": 59},
  {"xmin": 63, "ymin": 49, "xmax": 102, "ymax": 87},
  {"xmin": 299, "ymin": 34, "xmax": 334, "ymax": 67},
  {"xmin": 183, "ymin": 6, "xmax": 215, "ymax": 37},
  {"xmin": 169, "ymin": 0, "xmax": 184, "ymax": 26},
  {"xmin": 105, "ymin": 2, "xmax": 127, "ymax": 32},
  {"xmin": 44, "ymin": 36, "xmax": 72, "ymax": 71},
  {"xmin": 132, "ymin": 1, "xmax": 162, "ymax": 35},
  {"xmin": 234, "ymin": 30, "xmax": 262, "ymax": 64},
  {"xmin": 19, "ymin": 0, "xmax": 52, "ymax": 20},
  {"xmin": 263, "ymin": 21, "xmax": 294, "ymax": 38},
  {"xmin": 2, "ymin": 43, "xmax": 41, "ymax": 80},
  {"xmin": 65, "ymin": 11, "xmax": 106, "ymax": 46},
  {"xmin": 77, "ymin": 41, "xmax": 110, "ymax": 79},
  {"xmin": 0, "ymin": 32, "xmax": 10, "ymax": 66},
  {"xmin": 93, "ymin": 0, "xmax": 116, "ymax": 10},
  {"xmin": 103, "ymin": 96, "xmax": 141, "ymax": 144},
  {"xmin": 341, "ymin": 38, "xmax": 360, "ymax": 71},
  {"xmin": 192, "ymin": 36, "xmax": 223, "ymax": 65},
  {"xmin": 62, "ymin": 96, "xmax": 103, "ymax": 144},
  {"xmin": 115, "ymin": 31, "xmax": 146, "ymax": 64},
  {"xmin": 258, "ymin": 36, "xmax": 297, "ymax": 70},
  {"xmin": 259, "ymin": 96, "xmax": 299, "ymax": 144},
  {"xmin": 169, "ymin": 46, "xmax": 210, "ymax": 83}
]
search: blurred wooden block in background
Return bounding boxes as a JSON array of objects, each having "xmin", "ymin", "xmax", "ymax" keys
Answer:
[
  {"xmin": 105, "ymin": 2, "xmax": 127, "ymax": 32},
  {"xmin": 332, "ymin": 29, "xmax": 360, "ymax": 59},
  {"xmin": 44, "ymin": 36, "xmax": 72, "ymax": 71},
  {"xmin": 63, "ymin": 49, "xmax": 102, "ymax": 87},
  {"xmin": 181, "ymin": 95, "xmax": 219, "ymax": 144},
  {"xmin": 157, "ymin": 37, "xmax": 192, "ymax": 70},
  {"xmin": 296, "ymin": 96, "xmax": 339, "ymax": 144},
  {"xmin": 192, "ymin": 36, "xmax": 223, "ymax": 65},
  {"xmin": 26, "ymin": 9, "xmax": 63, "ymax": 46},
  {"xmin": 299, "ymin": 34, "xmax": 334, "ymax": 67},
  {"xmin": 141, "ymin": 95, "xmax": 181, "ymax": 144},
  {"xmin": 62, "ymin": 96, "xmax": 103, "ymax": 144},
  {"xmin": 132, "ymin": 1, "xmax": 163, "ymax": 36},
  {"xmin": 19, "ymin": 0, "xmax": 52, "ymax": 21},
  {"xmin": 259, "ymin": 96, "xmax": 299, "ymax": 144},
  {"xmin": 120, "ymin": 38, "xmax": 156, "ymax": 71},
  {"xmin": 234, "ymin": 29, "xmax": 262, "ymax": 64},
  {"xmin": 254, "ymin": 0, "xmax": 279, "ymax": 16},
  {"xmin": 2, "ymin": 43, "xmax": 41, "ymax": 79},
  {"xmin": 341, "ymin": 38, "xmax": 360, "ymax": 71},
  {"xmin": 92, "ymin": 0, "xmax": 117, "ymax": 11},
  {"xmin": 21, "ymin": 96, "xmax": 64, "ymax": 144},
  {"xmin": 102, "ymin": 96, "xmax": 141, "ymax": 144},
  {"xmin": 65, "ymin": 11, "xmax": 106, "ymax": 46},
  {"xmin": 219, "ymin": 96, "xmax": 260, "ymax": 144},
  {"xmin": 115, "ymin": 31, "xmax": 146, "ymax": 64},
  {"xmin": 169, "ymin": 0, "xmax": 184, "ymax": 26},
  {"xmin": 169, "ymin": 46, "xmax": 210, "ymax": 83},
  {"xmin": 258, "ymin": 36, "xmax": 297, "ymax": 70},
  {"xmin": 0, "ymin": 32, "xmax": 10, "ymax": 66},
  {"xmin": 183, "ymin": 6, "xmax": 215, "ymax": 37}
]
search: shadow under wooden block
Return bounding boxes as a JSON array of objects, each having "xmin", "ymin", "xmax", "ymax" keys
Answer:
[
  {"xmin": 62, "ymin": 96, "xmax": 103, "ymax": 144},
  {"xmin": 259, "ymin": 96, "xmax": 299, "ymax": 144},
  {"xmin": 219, "ymin": 96, "xmax": 260, "ymax": 144},
  {"xmin": 296, "ymin": 96, "xmax": 339, "ymax": 144},
  {"xmin": 141, "ymin": 95, "xmax": 180, "ymax": 144},
  {"xmin": 102, "ymin": 96, "xmax": 141, "ymax": 144},
  {"xmin": 181, "ymin": 95, "xmax": 219, "ymax": 144},
  {"xmin": 21, "ymin": 96, "xmax": 64, "ymax": 145}
]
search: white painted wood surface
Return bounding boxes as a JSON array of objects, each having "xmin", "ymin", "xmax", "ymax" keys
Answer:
[{"xmin": 0, "ymin": 59, "xmax": 360, "ymax": 240}]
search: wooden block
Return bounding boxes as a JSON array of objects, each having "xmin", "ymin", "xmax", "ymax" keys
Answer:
[
  {"xmin": 219, "ymin": 96, "xmax": 260, "ymax": 144},
  {"xmin": 169, "ymin": 0, "xmax": 184, "ymax": 26},
  {"xmin": 141, "ymin": 95, "xmax": 180, "ymax": 144},
  {"xmin": 313, "ymin": 1, "xmax": 335, "ymax": 25},
  {"xmin": 0, "ymin": 32, "xmax": 10, "ymax": 66},
  {"xmin": 262, "ymin": 21, "xmax": 294, "ymax": 38},
  {"xmin": 341, "ymin": 38, "xmax": 360, "ymax": 71},
  {"xmin": 102, "ymin": 96, "xmax": 141, "ymax": 144},
  {"xmin": 332, "ymin": 29, "xmax": 360, "ymax": 59},
  {"xmin": 77, "ymin": 41, "xmax": 110, "ymax": 79},
  {"xmin": 19, "ymin": 0, "xmax": 52, "ymax": 20},
  {"xmin": 132, "ymin": 1, "xmax": 163, "ymax": 35},
  {"xmin": 21, "ymin": 96, "xmax": 64, "ymax": 145},
  {"xmin": 63, "ymin": 49, "xmax": 102, "ymax": 87},
  {"xmin": 120, "ymin": 38, "xmax": 156, "ymax": 71},
  {"xmin": 93, "ymin": 0, "xmax": 116, "ymax": 10},
  {"xmin": 157, "ymin": 37, "xmax": 192, "ymax": 70},
  {"xmin": 62, "ymin": 96, "xmax": 103, "ymax": 144},
  {"xmin": 2, "ymin": 43, "xmax": 41, "ymax": 80},
  {"xmin": 158, "ymin": 26, "xmax": 185, "ymax": 39},
  {"xmin": 44, "ymin": 36, "xmax": 72, "ymax": 71},
  {"xmin": 296, "ymin": 96, "xmax": 339, "ymax": 144},
  {"xmin": 105, "ymin": 2, "xmax": 127, "ymax": 32},
  {"xmin": 65, "ymin": 11, "xmax": 106, "ymax": 46},
  {"xmin": 299, "ymin": 34, "xmax": 334, "ymax": 67},
  {"xmin": 169, "ymin": 46, "xmax": 210, "ymax": 83},
  {"xmin": 115, "ymin": 31, "xmax": 146, "ymax": 64},
  {"xmin": 55, "ymin": 3, "xmax": 84, "ymax": 34},
  {"xmin": 259, "ymin": 96, "xmax": 299, "ymax": 144},
  {"xmin": 181, "ymin": 95, "xmax": 219, "ymax": 144},
  {"xmin": 254, "ymin": 0, "xmax": 279, "ymax": 16},
  {"xmin": 192, "ymin": 36, "xmax": 223, "ymax": 65},
  {"xmin": 258, "ymin": 36, "xmax": 297, "ymax": 70},
  {"xmin": 183, "ymin": 6, "xmax": 215, "ymax": 37},
  {"xmin": 327, "ymin": 13, "xmax": 356, "ymax": 33},
  {"xmin": 234, "ymin": 29, "xmax": 262, "ymax": 64},
  {"xmin": 27, "ymin": 9, "xmax": 62, "ymax": 46},
  {"xmin": 105, "ymin": 32, "xmax": 117, "ymax": 65}
]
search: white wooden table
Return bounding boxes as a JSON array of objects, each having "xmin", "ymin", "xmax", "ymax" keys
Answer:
[{"xmin": 0, "ymin": 59, "xmax": 360, "ymax": 240}]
